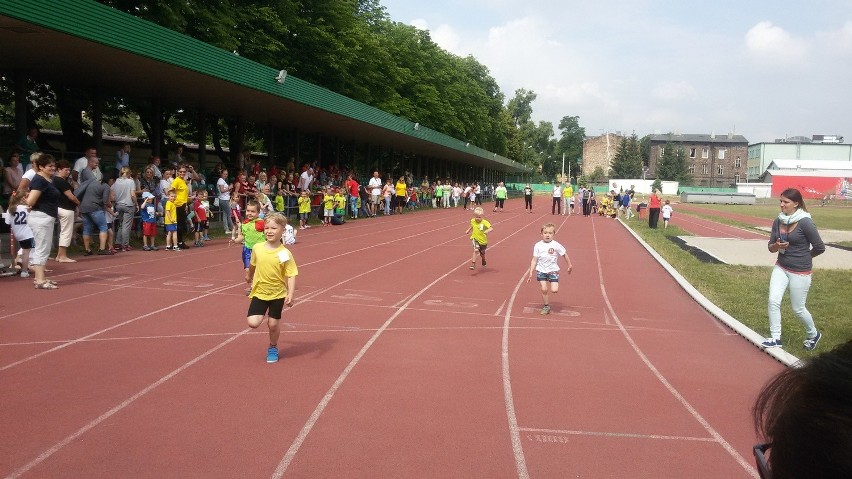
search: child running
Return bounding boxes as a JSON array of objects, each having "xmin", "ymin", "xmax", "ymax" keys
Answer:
[
  {"xmin": 233, "ymin": 200, "xmax": 265, "ymax": 294},
  {"xmin": 527, "ymin": 223, "xmax": 573, "ymax": 315},
  {"xmin": 464, "ymin": 206, "xmax": 493, "ymax": 270},
  {"xmin": 662, "ymin": 200, "xmax": 673, "ymax": 228},
  {"xmin": 245, "ymin": 212, "xmax": 298, "ymax": 363}
]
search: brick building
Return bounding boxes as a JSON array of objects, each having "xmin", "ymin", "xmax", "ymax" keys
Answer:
[
  {"xmin": 648, "ymin": 133, "xmax": 749, "ymax": 187},
  {"xmin": 581, "ymin": 132, "xmax": 624, "ymax": 177}
]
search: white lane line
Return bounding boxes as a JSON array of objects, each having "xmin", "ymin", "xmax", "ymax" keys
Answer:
[
  {"xmin": 0, "ymin": 281, "xmax": 245, "ymax": 372},
  {"xmin": 495, "ymin": 299, "xmax": 507, "ymax": 316},
  {"xmin": 4, "ymin": 329, "xmax": 250, "ymax": 479},
  {"xmin": 502, "ymin": 272, "xmax": 532, "ymax": 479},
  {"xmin": 590, "ymin": 219, "xmax": 759, "ymax": 478},
  {"xmin": 520, "ymin": 427, "xmax": 716, "ymax": 442},
  {"xmin": 272, "ymin": 212, "xmax": 543, "ymax": 478}
]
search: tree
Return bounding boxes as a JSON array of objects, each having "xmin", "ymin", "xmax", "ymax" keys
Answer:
[
  {"xmin": 555, "ymin": 115, "xmax": 584, "ymax": 181},
  {"xmin": 657, "ymin": 139, "xmax": 693, "ymax": 186},
  {"xmin": 506, "ymin": 89, "xmax": 536, "ymax": 127},
  {"xmin": 609, "ymin": 133, "xmax": 643, "ymax": 179}
]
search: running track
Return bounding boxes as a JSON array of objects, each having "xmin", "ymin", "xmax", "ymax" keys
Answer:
[{"xmin": 1, "ymin": 199, "xmax": 783, "ymax": 478}]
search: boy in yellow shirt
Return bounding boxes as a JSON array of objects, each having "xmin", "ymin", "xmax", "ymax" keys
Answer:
[
  {"xmin": 464, "ymin": 206, "xmax": 493, "ymax": 270},
  {"xmin": 322, "ymin": 186, "xmax": 335, "ymax": 226},
  {"xmin": 245, "ymin": 213, "xmax": 298, "ymax": 363},
  {"xmin": 164, "ymin": 189, "xmax": 179, "ymax": 250},
  {"xmin": 297, "ymin": 190, "xmax": 312, "ymax": 229}
]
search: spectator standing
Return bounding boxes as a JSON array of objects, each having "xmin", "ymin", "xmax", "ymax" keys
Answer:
[
  {"xmin": 114, "ymin": 143, "xmax": 131, "ymax": 179},
  {"xmin": 761, "ymin": 188, "xmax": 826, "ymax": 351},
  {"xmin": 368, "ymin": 170, "xmax": 382, "ymax": 217},
  {"xmin": 217, "ymin": 169, "xmax": 234, "ymax": 234},
  {"xmin": 394, "ymin": 177, "xmax": 407, "ymax": 215},
  {"xmin": 139, "ymin": 193, "xmax": 159, "ymax": 251},
  {"xmin": 112, "ymin": 167, "xmax": 138, "ymax": 251},
  {"xmin": 4, "ymin": 190, "xmax": 34, "ymax": 277},
  {"xmin": 73, "ymin": 148, "xmax": 102, "ymax": 183},
  {"xmin": 172, "ymin": 165, "xmax": 190, "ymax": 249},
  {"xmin": 298, "ymin": 166, "xmax": 314, "ymax": 192},
  {"xmin": 648, "ymin": 189, "xmax": 662, "ymax": 228},
  {"xmin": 563, "ymin": 182, "xmax": 573, "ymax": 216},
  {"xmin": 523, "ymin": 184, "xmax": 533, "ymax": 213},
  {"xmin": 25, "ymin": 154, "xmax": 61, "ymax": 289},
  {"xmin": 493, "ymin": 182, "xmax": 507, "ymax": 212},
  {"xmin": 4, "ymin": 152, "xmax": 24, "ymax": 196},
  {"xmin": 551, "ymin": 182, "xmax": 563, "ymax": 215},
  {"xmin": 53, "ymin": 159, "xmax": 80, "ymax": 262},
  {"xmin": 16, "ymin": 127, "xmax": 39, "ymax": 169},
  {"xmin": 78, "ymin": 177, "xmax": 113, "ymax": 256}
]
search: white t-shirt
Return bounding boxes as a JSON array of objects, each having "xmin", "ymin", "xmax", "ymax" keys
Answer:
[
  {"xmin": 73, "ymin": 156, "xmax": 88, "ymax": 175},
  {"xmin": 533, "ymin": 240, "xmax": 567, "ymax": 273},
  {"xmin": 552, "ymin": 185, "xmax": 562, "ymax": 198},
  {"xmin": 3, "ymin": 205, "xmax": 34, "ymax": 241},
  {"xmin": 22, "ymin": 169, "xmax": 36, "ymax": 182},
  {"xmin": 299, "ymin": 171, "xmax": 314, "ymax": 191},
  {"xmin": 662, "ymin": 204, "xmax": 673, "ymax": 219},
  {"xmin": 283, "ymin": 224, "xmax": 296, "ymax": 245},
  {"xmin": 368, "ymin": 177, "xmax": 382, "ymax": 196},
  {"xmin": 216, "ymin": 177, "xmax": 231, "ymax": 201},
  {"xmin": 160, "ymin": 178, "xmax": 173, "ymax": 194}
]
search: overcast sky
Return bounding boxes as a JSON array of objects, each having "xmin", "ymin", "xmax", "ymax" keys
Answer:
[{"xmin": 380, "ymin": 0, "xmax": 852, "ymax": 144}]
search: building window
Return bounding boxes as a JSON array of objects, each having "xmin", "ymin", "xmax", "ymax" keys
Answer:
[
  {"xmin": 702, "ymin": 148, "xmax": 709, "ymax": 159},
  {"xmin": 659, "ymin": 147, "xmax": 664, "ymax": 158},
  {"xmin": 735, "ymin": 174, "xmax": 741, "ymax": 183},
  {"xmin": 718, "ymin": 165, "xmax": 724, "ymax": 176},
  {"xmin": 735, "ymin": 157, "xmax": 741, "ymax": 168},
  {"xmin": 688, "ymin": 164, "xmax": 695, "ymax": 174},
  {"xmin": 718, "ymin": 148, "xmax": 726, "ymax": 160},
  {"xmin": 702, "ymin": 164, "xmax": 708, "ymax": 175},
  {"xmin": 689, "ymin": 148, "xmax": 696, "ymax": 158}
]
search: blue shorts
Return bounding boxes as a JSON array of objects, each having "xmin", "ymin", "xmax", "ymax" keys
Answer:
[
  {"xmin": 82, "ymin": 210, "xmax": 108, "ymax": 235},
  {"xmin": 536, "ymin": 271, "xmax": 560, "ymax": 283},
  {"xmin": 164, "ymin": 223, "xmax": 177, "ymax": 232},
  {"xmin": 242, "ymin": 246, "xmax": 252, "ymax": 269}
]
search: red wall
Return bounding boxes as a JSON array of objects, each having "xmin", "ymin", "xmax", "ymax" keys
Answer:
[{"xmin": 771, "ymin": 175, "xmax": 851, "ymax": 199}]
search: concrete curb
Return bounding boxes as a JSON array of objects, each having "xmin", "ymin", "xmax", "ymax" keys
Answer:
[{"xmin": 618, "ymin": 219, "xmax": 801, "ymax": 368}]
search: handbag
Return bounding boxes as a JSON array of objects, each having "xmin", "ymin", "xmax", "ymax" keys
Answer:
[{"xmin": 213, "ymin": 197, "xmax": 220, "ymax": 207}]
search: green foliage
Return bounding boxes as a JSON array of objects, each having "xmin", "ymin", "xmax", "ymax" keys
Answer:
[
  {"xmin": 657, "ymin": 139, "xmax": 692, "ymax": 185},
  {"xmin": 651, "ymin": 178, "xmax": 663, "ymax": 192},
  {"xmin": 589, "ymin": 166, "xmax": 606, "ymax": 182},
  {"xmin": 610, "ymin": 133, "xmax": 643, "ymax": 178},
  {"xmin": 556, "ymin": 115, "xmax": 584, "ymax": 181}
]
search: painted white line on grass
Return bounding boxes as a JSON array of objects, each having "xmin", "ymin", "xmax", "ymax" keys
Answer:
[{"xmin": 592, "ymin": 220, "xmax": 759, "ymax": 478}]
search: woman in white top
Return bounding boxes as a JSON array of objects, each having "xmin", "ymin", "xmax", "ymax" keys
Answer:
[{"xmin": 217, "ymin": 169, "xmax": 234, "ymax": 234}]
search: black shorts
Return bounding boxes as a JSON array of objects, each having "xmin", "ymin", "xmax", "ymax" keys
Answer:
[
  {"xmin": 395, "ymin": 196, "xmax": 407, "ymax": 208},
  {"xmin": 247, "ymin": 297, "xmax": 286, "ymax": 320},
  {"xmin": 194, "ymin": 220, "xmax": 209, "ymax": 232},
  {"xmin": 472, "ymin": 240, "xmax": 487, "ymax": 254},
  {"xmin": 17, "ymin": 238, "xmax": 34, "ymax": 249}
]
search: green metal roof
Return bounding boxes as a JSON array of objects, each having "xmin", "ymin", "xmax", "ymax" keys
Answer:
[{"xmin": 0, "ymin": 0, "xmax": 528, "ymax": 172}]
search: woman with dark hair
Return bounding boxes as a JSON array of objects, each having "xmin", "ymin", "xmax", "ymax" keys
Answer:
[
  {"xmin": 752, "ymin": 340, "xmax": 852, "ymax": 479},
  {"xmin": 53, "ymin": 159, "xmax": 80, "ymax": 262},
  {"xmin": 25, "ymin": 154, "xmax": 60, "ymax": 289},
  {"xmin": 761, "ymin": 188, "xmax": 826, "ymax": 351},
  {"xmin": 647, "ymin": 188, "xmax": 662, "ymax": 228}
]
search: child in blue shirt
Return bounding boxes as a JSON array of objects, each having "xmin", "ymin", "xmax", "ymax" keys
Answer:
[{"xmin": 140, "ymin": 192, "xmax": 159, "ymax": 251}]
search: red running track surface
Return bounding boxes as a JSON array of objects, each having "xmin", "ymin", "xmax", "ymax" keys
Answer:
[{"xmin": 0, "ymin": 199, "xmax": 782, "ymax": 478}]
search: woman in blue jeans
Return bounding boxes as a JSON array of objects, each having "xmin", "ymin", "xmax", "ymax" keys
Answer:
[{"xmin": 762, "ymin": 188, "xmax": 826, "ymax": 351}]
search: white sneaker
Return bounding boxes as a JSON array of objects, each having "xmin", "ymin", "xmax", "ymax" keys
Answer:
[{"xmin": 20, "ymin": 271, "xmax": 30, "ymax": 278}]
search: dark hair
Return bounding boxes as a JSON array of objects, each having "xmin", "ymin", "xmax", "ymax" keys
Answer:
[
  {"xmin": 56, "ymin": 159, "xmax": 71, "ymax": 170},
  {"xmin": 780, "ymin": 188, "xmax": 808, "ymax": 212},
  {"xmin": 753, "ymin": 340, "xmax": 852, "ymax": 478},
  {"xmin": 33, "ymin": 153, "xmax": 55, "ymax": 169}
]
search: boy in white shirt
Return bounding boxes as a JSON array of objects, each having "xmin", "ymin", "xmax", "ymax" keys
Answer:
[
  {"xmin": 527, "ymin": 223, "xmax": 573, "ymax": 315},
  {"xmin": 662, "ymin": 200, "xmax": 673, "ymax": 229}
]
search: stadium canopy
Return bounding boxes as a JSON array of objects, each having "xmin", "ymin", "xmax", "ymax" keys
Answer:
[{"xmin": 0, "ymin": 0, "xmax": 529, "ymax": 174}]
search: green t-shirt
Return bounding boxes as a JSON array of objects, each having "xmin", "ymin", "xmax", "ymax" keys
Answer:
[
  {"xmin": 241, "ymin": 219, "xmax": 266, "ymax": 249},
  {"xmin": 495, "ymin": 186, "xmax": 507, "ymax": 199},
  {"xmin": 469, "ymin": 218, "xmax": 492, "ymax": 245}
]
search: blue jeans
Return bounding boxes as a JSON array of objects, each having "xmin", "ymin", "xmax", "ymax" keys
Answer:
[
  {"xmin": 82, "ymin": 209, "xmax": 108, "ymax": 236},
  {"xmin": 767, "ymin": 265, "xmax": 817, "ymax": 339},
  {"xmin": 349, "ymin": 195, "xmax": 359, "ymax": 217},
  {"xmin": 219, "ymin": 198, "xmax": 233, "ymax": 232},
  {"xmin": 384, "ymin": 197, "xmax": 391, "ymax": 215}
]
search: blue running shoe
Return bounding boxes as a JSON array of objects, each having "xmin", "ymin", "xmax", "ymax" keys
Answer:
[
  {"xmin": 803, "ymin": 332, "xmax": 822, "ymax": 351},
  {"xmin": 266, "ymin": 346, "xmax": 279, "ymax": 363},
  {"xmin": 761, "ymin": 338, "xmax": 783, "ymax": 349}
]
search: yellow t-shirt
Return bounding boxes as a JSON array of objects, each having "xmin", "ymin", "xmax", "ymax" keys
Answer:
[
  {"xmin": 164, "ymin": 200, "xmax": 177, "ymax": 225},
  {"xmin": 298, "ymin": 196, "xmax": 311, "ymax": 214},
  {"xmin": 469, "ymin": 218, "xmax": 492, "ymax": 245},
  {"xmin": 334, "ymin": 193, "xmax": 346, "ymax": 209},
  {"xmin": 563, "ymin": 185, "xmax": 573, "ymax": 197},
  {"xmin": 250, "ymin": 243, "xmax": 298, "ymax": 301},
  {"xmin": 395, "ymin": 182, "xmax": 407, "ymax": 197},
  {"xmin": 322, "ymin": 194, "xmax": 335, "ymax": 210},
  {"xmin": 172, "ymin": 176, "xmax": 188, "ymax": 206}
]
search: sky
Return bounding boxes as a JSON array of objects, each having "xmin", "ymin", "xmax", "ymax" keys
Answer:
[{"xmin": 380, "ymin": 0, "xmax": 852, "ymax": 144}]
